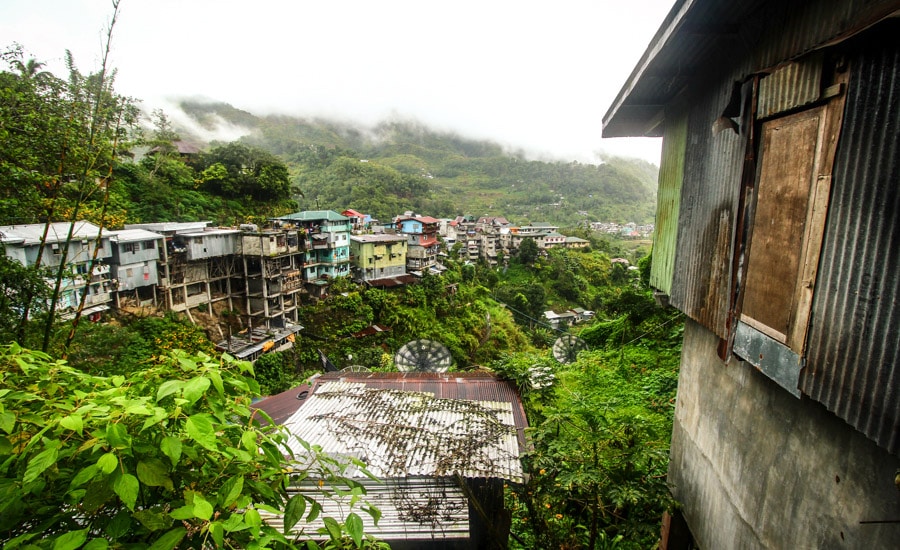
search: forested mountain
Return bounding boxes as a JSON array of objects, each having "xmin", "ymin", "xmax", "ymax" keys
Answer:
[{"xmin": 178, "ymin": 100, "xmax": 659, "ymax": 224}]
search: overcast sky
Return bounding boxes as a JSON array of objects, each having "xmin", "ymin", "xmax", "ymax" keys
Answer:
[{"xmin": 1, "ymin": 0, "xmax": 672, "ymax": 164}]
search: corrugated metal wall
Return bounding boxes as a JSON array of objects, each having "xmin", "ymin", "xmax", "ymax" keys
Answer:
[
  {"xmin": 650, "ymin": 110, "xmax": 688, "ymax": 295},
  {"xmin": 668, "ymin": 82, "xmax": 747, "ymax": 339},
  {"xmin": 801, "ymin": 26, "xmax": 900, "ymax": 455}
]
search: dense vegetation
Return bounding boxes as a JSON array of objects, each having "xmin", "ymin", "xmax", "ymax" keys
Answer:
[
  {"xmin": 1, "ymin": 38, "xmax": 679, "ymax": 549},
  {"xmin": 180, "ymin": 100, "xmax": 659, "ymax": 226}
]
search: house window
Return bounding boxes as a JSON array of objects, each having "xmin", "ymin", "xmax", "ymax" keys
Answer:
[
  {"xmin": 143, "ymin": 241, "xmax": 154, "ymax": 250},
  {"xmin": 124, "ymin": 242, "xmax": 136, "ymax": 253},
  {"xmin": 741, "ymin": 102, "xmax": 840, "ymax": 353}
]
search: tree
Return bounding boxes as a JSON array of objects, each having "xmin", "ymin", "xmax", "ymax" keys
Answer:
[
  {"xmin": 0, "ymin": 344, "xmax": 382, "ymax": 549},
  {"xmin": 0, "ymin": 253, "xmax": 50, "ymax": 344},
  {"xmin": 517, "ymin": 238, "xmax": 539, "ymax": 266},
  {"xmin": 198, "ymin": 142, "xmax": 293, "ymax": 202}
]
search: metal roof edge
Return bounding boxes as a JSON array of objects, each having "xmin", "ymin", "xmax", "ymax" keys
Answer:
[{"xmin": 602, "ymin": 0, "xmax": 696, "ymax": 136}]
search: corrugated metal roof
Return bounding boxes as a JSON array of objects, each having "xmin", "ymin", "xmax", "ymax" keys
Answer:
[
  {"xmin": 603, "ymin": 0, "xmax": 900, "ymax": 138},
  {"xmin": 0, "ymin": 221, "xmax": 102, "ymax": 246},
  {"xmin": 276, "ymin": 210, "xmax": 348, "ymax": 222},
  {"xmin": 261, "ymin": 478, "xmax": 470, "ymax": 542},
  {"xmin": 800, "ymin": 28, "xmax": 900, "ymax": 454},
  {"xmin": 106, "ymin": 229, "xmax": 164, "ymax": 243},
  {"xmin": 282, "ymin": 379, "xmax": 524, "ymax": 483}
]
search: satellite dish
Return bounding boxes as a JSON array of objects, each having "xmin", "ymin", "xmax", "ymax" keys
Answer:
[
  {"xmin": 552, "ymin": 335, "xmax": 588, "ymax": 364},
  {"xmin": 341, "ymin": 365, "xmax": 371, "ymax": 372},
  {"xmin": 394, "ymin": 339, "xmax": 453, "ymax": 372}
]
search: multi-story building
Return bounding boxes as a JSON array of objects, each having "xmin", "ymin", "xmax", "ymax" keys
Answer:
[
  {"xmin": 350, "ymin": 234, "xmax": 408, "ymax": 283},
  {"xmin": 395, "ymin": 215, "xmax": 440, "ymax": 273},
  {"xmin": 274, "ymin": 211, "xmax": 352, "ymax": 295},
  {"xmin": 126, "ymin": 222, "xmax": 243, "ymax": 316},
  {"xmin": 107, "ymin": 228, "xmax": 164, "ymax": 309},
  {"xmin": 0, "ymin": 221, "xmax": 115, "ymax": 319}
]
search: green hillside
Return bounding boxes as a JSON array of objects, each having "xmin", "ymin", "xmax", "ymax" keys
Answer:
[{"xmin": 179, "ymin": 100, "xmax": 658, "ymax": 225}]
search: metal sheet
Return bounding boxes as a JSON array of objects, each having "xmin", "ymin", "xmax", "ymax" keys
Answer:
[
  {"xmin": 261, "ymin": 478, "xmax": 471, "ymax": 542},
  {"xmin": 734, "ymin": 321, "xmax": 802, "ymax": 397},
  {"xmin": 278, "ymin": 376, "xmax": 525, "ymax": 483},
  {"xmin": 667, "ymin": 80, "xmax": 746, "ymax": 338},
  {"xmin": 650, "ymin": 109, "xmax": 688, "ymax": 295},
  {"xmin": 603, "ymin": 0, "xmax": 900, "ymax": 138},
  {"xmin": 757, "ymin": 53, "xmax": 823, "ymax": 119},
  {"xmin": 800, "ymin": 27, "xmax": 900, "ymax": 455}
]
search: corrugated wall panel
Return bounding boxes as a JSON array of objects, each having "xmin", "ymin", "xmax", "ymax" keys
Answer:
[
  {"xmin": 650, "ymin": 110, "xmax": 688, "ymax": 294},
  {"xmin": 757, "ymin": 53, "xmax": 823, "ymax": 119},
  {"xmin": 801, "ymin": 26, "xmax": 900, "ymax": 455},
  {"xmin": 669, "ymin": 81, "xmax": 747, "ymax": 338}
]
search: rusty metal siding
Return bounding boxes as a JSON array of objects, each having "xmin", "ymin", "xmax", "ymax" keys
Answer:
[
  {"xmin": 668, "ymin": 81, "xmax": 746, "ymax": 338},
  {"xmin": 757, "ymin": 53, "xmax": 823, "ymax": 119},
  {"xmin": 651, "ymin": 110, "xmax": 688, "ymax": 295},
  {"xmin": 801, "ymin": 27, "xmax": 900, "ymax": 454}
]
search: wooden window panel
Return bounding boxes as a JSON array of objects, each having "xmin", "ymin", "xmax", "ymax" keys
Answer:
[{"xmin": 741, "ymin": 89, "xmax": 844, "ymax": 354}]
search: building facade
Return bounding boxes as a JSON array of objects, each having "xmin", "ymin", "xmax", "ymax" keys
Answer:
[
  {"xmin": 604, "ymin": 1, "xmax": 900, "ymax": 547},
  {"xmin": 350, "ymin": 234, "xmax": 408, "ymax": 282}
]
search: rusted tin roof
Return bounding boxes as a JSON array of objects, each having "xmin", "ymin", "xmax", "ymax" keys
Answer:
[{"xmin": 603, "ymin": 0, "xmax": 900, "ymax": 137}]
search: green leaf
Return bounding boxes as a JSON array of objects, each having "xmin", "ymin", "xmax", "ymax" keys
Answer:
[
  {"xmin": 345, "ymin": 513, "xmax": 364, "ymax": 548},
  {"xmin": 106, "ymin": 424, "xmax": 131, "ymax": 450},
  {"xmin": 160, "ymin": 436, "xmax": 182, "ymax": 466},
  {"xmin": 69, "ymin": 464, "xmax": 100, "ymax": 490},
  {"xmin": 244, "ymin": 507, "xmax": 261, "ymax": 528},
  {"xmin": 52, "ymin": 528, "xmax": 88, "ymax": 550},
  {"xmin": 59, "ymin": 414, "xmax": 83, "ymax": 435},
  {"xmin": 134, "ymin": 508, "xmax": 174, "ymax": 531},
  {"xmin": 137, "ymin": 459, "xmax": 173, "ymax": 490},
  {"xmin": 185, "ymin": 414, "xmax": 217, "ymax": 451},
  {"xmin": 182, "ymin": 376, "xmax": 211, "ymax": 405},
  {"xmin": 209, "ymin": 370, "xmax": 224, "ymax": 396},
  {"xmin": 283, "ymin": 493, "xmax": 307, "ymax": 533},
  {"xmin": 240, "ymin": 430, "xmax": 258, "ymax": 453},
  {"xmin": 208, "ymin": 521, "xmax": 224, "ymax": 547},
  {"xmin": 362, "ymin": 504, "xmax": 381, "ymax": 526},
  {"xmin": 221, "ymin": 513, "xmax": 248, "ymax": 532},
  {"xmin": 105, "ymin": 509, "xmax": 131, "ymax": 538},
  {"xmin": 156, "ymin": 380, "xmax": 182, "ymax": 402},
  {"xmin": 24, "ymin": 445, "xmax": 58, "ymax": 484},
  {"xmin": 97, "ymin": 452, "xmax": 118, "ymax": 474},
  {"xmin": 169, "ymin": 505, "xmax": 194, "ymax": 520},
  {"xmin": 218, "ymin": 475, "xmax": 244, "ymax": 508},
  {"xmin": 322, "ymin": 517, "xmax": 342, "ymax": 542},
  {"xmin": 307, "ymin": 500, "xmax": 322, "ymax": 523},
  {"xmin": 113, "ymin": 472, "xmax": 139, "ymax": 510},
  {"xmin": 192, "ymin": 494, "xmax": 213, "ymax": 521},
  {"xmin": 146, "ymin": 527, "xmax": 186, "ymax": 550},
  {"xmin": 1, "ymin": 411, "xmax": 16, "ymax": 433},
  {"xmin": 83, "ymin": 538, "xmax": 109, "ymax": 550}
]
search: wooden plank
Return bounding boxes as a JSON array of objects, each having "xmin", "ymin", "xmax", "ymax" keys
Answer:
[{"xmin": 742, "ymin": 107, "xmax": 824, "ymax": 342}]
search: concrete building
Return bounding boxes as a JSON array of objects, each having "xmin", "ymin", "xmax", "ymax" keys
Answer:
[
  {"xmin": 604, "ymin": 0, "xmax": 900, "ymax": 547},
  {"xmin": 350, "ymin": 234, "xmax": 408, "ymax": 283},
  {"xmin": 107, "ymin": 228, "xmax": 164, "ymax": 308},
  {"xmin": 275, "ymin": 211, "xmax": 352, "ymax": 295},
  {"xmin": 395, "ymin": 215, "xmax": 440, "ymax": 273},
  {"xmin": 0, "ymin": 221, "xmax": 115, "ymax": 319}
]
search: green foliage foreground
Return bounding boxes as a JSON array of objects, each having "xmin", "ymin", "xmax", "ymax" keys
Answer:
[
  {"xmin": 497, "ymin": 344, "xmax": 680, "ymax": 549},
  {"xmin": 0, "ymin": 344, "xmax": 381, "ymax": 550}
]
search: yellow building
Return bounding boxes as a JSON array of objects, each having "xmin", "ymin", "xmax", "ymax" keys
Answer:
[{"xmin": 350, "ymin": 234, "xmax": 408, "ymax": 283}]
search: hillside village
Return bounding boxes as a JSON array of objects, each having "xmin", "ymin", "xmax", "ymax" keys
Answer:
[{"xmin": 0, "ymin": 211, "xmax": 650, "ymax": 362}]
